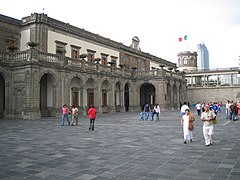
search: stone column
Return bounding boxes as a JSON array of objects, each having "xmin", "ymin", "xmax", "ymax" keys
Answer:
[
  {"xmin": 94, "ymin": 80, "xmax": 102, "ymax": 113},
  {"xmin": 230, "ymin": 74, "xmax": 233, "ymax": 86},
  {"xmin": 155, "ymin": 80, "xmax": 168, "ymax": 110},
  {"xmin": 111, "ymin": 82, "xmax": 116, "ymax": 112},
  {"xmin": 176, "ymin": 82, "xmax": 180, "ymax": 110},
  {"xmin": 170, "ymin": 81, "xmax": 174, "ymax": 110},
  {"xmin": 82, "ymin": 87, "xmax": 87, "ymax": 115}
]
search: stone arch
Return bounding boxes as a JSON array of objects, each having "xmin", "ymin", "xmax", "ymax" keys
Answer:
[
  {"xmin": 70, "ymin": 76, "xmax": 82, "ymax": 107},
  {"xmin": 101, "ymin": 80, "xmax": 110, "ymax": 112},
  {"xmin": 124, "ymin": 83, "xmax": 130, "ymax": 111},
  {"xmin": 115, "ymin": 81, "xmax": 121, "ymax": 112},
  {"xmin": 140, "ymin": 83, "xmax": 156, "ymax": 110},
  {"xmin": 85, "ymin": 78, "xmax": 95, "ymax": 108},
  {"xmin": 39, "ymin": 72, "xmax": 57, "ymax": 117}
]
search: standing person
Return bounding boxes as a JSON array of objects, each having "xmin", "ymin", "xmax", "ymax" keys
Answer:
[
  {"xmin": 237, "ymin": 103, "xmax": 240, "ymax": 118},
  {"xmin": 139, "ymin": 110, "xmax": 144, "ymax": 121},
  {"xmin": 150, "ymin": 105, "xmax": 155, "ymax": 121},
  {"xmin": 201, "ymin": 105, "xmax": 216, "ymax": 146},
  {"xmin": 212, "ymin": 102, "xmax": 219, "ymax": 116},
  {"xmin": 88, "ymin": 104, "xmax": 97, "ymax": 130},
  {"xmin": 180, "ymin": 102, "xmax": 189, "ymax": 116},
  {"xmin": 229, "ymin": 101, "xmax": 234, "ymax": 121},
  {"xmin": 195, "ymin": 102, "xmax": 201, "ymax": 116},
  {"xmin": 61, "ymin": 104, "xmax": 70, "ymax": 126},
  {"xmin": 71, "ymin": 105, "xmax": 79, "ymax": 126},
  {"xmin": 154, "ymin": 104, "xmax": 161, "ymax": 121},
  {"xmin": 225, "ymin": 100, "xmax": 230, "ymax": 119},
  {"xmin": 180, "ymin": 109, "xmax": 195, "ymax": 144},
  {"xmin": 144, "ymin": 103, "xmax": 150, "ymax": 121},
  {"xmin": 218, "ymin": 101, "xmax": 221, "ymax": 113}
]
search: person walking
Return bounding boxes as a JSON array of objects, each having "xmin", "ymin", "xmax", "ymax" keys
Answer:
[
  {"xmin": 201, "ymin": 105, "xmax": 216, "ymax": 146},
  {"xmin": 70, "ymin": 105, "xmax": 79, "ymax": 126},
  {"xmin": 181, "ymin": 109, "xmax": 195, "ymax": 144},
  {"xmin": 88, "ymin": 104, "xmax": 97, "ymax": 130},
  {"xmin": 195, "ymin": 102, "xmax": 201, "ymax": 116},
  {"xmin": 61, "ymin": 104, "xmax": 70, "ymax": 126},
  {"xmin": 225, "ymin": 100, "xmax": 230, "ymax": 119},
  {"xmin": 154, "ymin": 104, "xmax": 161, "ymax": 121},
  {"xmin": 180, "ymin": 102, "xmax": 189, "ymax": 116},
  {"xmin": 144, "ymin": 103, "xmax": 150, "ymax": 121}
]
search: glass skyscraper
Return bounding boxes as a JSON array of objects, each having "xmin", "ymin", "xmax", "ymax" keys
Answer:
[{"xmin": 197, "ymin": 43, "xmax": 209, "ymax": 70}]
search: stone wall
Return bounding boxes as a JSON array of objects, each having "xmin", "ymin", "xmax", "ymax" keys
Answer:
[{"xmin": 187, "ymin": 86, "xmax": 240, "ymax": 104}]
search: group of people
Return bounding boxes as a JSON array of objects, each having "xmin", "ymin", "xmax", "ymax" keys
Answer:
[
  {"xmin": 194, "ymin": 102, "xmax": 222, "ymax": 116},
  {"xmin": 225, "ymin": 100, "xmax": 240, "ymax": 121},
  {"xmin": 180, "ymin": 102, "xmax": 216, "ymax": 147},
  {"xmin": 139, "ymin": 103, "xmax": 161, "ymax": 121},
  {"xmin": 61, "ymin": 104, "xmax": 97, "ymax": 130}
]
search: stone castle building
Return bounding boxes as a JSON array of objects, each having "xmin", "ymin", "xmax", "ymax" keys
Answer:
[{"xmin": 0, "ymin": 13, "xmax": 186, "ymax": 119}]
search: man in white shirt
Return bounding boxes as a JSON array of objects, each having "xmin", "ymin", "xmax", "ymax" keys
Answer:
[
  {"xmin": 201, "ymin": 105, "xmax": 216, "ymax": 146},
  {"xmin": 195, "ymin": 102, "xmax": 201, "ymax": 116},
  {"xmin": 181, "ymin": 102, "xmax": 189, "ymax": 116},
  {"xmin": 225, "ymin": 100, "xmax": 230, "ymax": 119}
]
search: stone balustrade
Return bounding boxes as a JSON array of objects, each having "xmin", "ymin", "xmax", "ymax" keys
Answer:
[{"xmin": 0, "ymin": 49, "xmax": 182, "ymax": 79}]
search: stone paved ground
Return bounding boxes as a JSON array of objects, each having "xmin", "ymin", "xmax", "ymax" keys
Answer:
[{"xmin": 0, "ymin": 109, "xmax": 240, "ymax": 180}]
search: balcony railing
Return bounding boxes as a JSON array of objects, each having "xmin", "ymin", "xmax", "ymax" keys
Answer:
[{"xmin": 0, "ymin": 49, "xmax": 183, "ymax": 80}]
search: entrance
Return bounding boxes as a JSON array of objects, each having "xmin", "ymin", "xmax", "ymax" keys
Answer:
[
  {"xmin": 40, "ymin": 73, "xmax": 55, "ymax": 117},
  {"xmin": 140, "ymin": 83, "xmax": 156, "ymax": 109}
]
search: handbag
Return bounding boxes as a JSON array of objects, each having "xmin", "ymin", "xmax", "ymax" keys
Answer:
[{"xmin": 213, "ymin": 117, "xmax": 217, "ymax": 124}]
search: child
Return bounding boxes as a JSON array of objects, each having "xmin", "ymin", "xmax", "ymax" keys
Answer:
[{"xmin": 139, "ymin": 111, "xmax": 144, "ymax": 121}]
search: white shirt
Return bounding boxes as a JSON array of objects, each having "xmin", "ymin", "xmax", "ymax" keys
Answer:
[
  {"xmin": 226, "ymin": 103, "xmax": 230, "ymax": 110},
  {"xmin": 181, "ymin": 105, "xmax": 189, "ymax": 113},
  {"xmin": 72, "ymin": 107, "xmax": 78, "ymax": 116},
  {"xmin": 195, "ymin": 104, "xmax": 201, "ymax": 110},
  {"xmin": 201, "ymin": 110, "xmax": 216, "ymax": 127},
  {"xmin": 154, "ymin": 105, "xmax": 161, "ymax": 113}
]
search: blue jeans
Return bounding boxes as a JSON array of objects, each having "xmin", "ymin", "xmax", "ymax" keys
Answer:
[
  {"xmin": 156, "ymin": 113, "xmax": 159, "ymax": 121},
  {"xmin": 226, "ymin": 109, "xmax": 229, "ymax": 119},
  {"xmin": 150, "ymin": 112, "xmax": 154, "ymax": 121},
  {"xmin": 145, "ymin": 112, "xmax": 149, "ymax": 120},
  {"xmin": 61, "ymin": 114, "xmax": 70, "ymax": 126},
  {"xmin": 89, "ymin": 119, "xmax": 95, "ymax": 130}
]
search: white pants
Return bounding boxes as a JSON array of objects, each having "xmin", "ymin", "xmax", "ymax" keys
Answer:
[
  {"xmin": 184, "ymin": 131, "xmax": 193, "ymax": 141},
  {"xmin": 203, "ymin": 125, "xmax": 214, "ymax": 145}
]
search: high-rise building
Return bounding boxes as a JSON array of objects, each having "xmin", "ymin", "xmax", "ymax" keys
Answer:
[{"xmin": 197, "ymin": 43, "xmax": 209, "ymax": 70}]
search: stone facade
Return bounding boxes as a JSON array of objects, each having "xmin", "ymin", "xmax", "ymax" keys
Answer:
[{"xmin": 0, "ymin": 13, "xmax": 186, "ymax": 119}]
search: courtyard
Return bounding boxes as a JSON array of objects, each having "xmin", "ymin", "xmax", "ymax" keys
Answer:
[{"xmin": 0, "ymin": 110, "xmax": 240, "ymax": 180}]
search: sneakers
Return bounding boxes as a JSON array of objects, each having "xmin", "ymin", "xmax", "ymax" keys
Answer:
[{"xmin": 183, "ymin": 141, "xmax": 187, "ymax": 144}]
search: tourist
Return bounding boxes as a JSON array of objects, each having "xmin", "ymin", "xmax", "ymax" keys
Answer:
[
  {"xmin": 201, "ymin": 105, "xmax": 216, "ymax": 146},
  {"xmin": 181, "ymin": 109, "xmax": 195, "ymax": 144},
  {"xmin": 88, "ymin": 104, "xmax": 97, "ymax": 130},
  {"xmin": 150, "ymin": 105, "xmax": 155, "ymax": 121},
  {"xmin": 139, "ymin": 110, "xmax": 144, "ymax": 121},
  {"xmin": 225, "ymin": 100, "xmax": 230, "ymax": 119},
  {"xmin": 70, "ymin": 105, "xmax": 78, "ymax": 126},
  {"xmin": 238, "ymin": 103, "xmax": 240, "ymax": 117},
  {"xmin": 180, "ymin": 102, "xmax": 189, "ymax": 116},
  {"xmin": 61, "ymin": 104, "xmax": 70, "ymax": 126},
  {"xmin": 144, "ymin": 103, "xmax": 150, "ymax": 120},
  {"xmin": 195, "ymin": 102, "xmax": 201, "ymax": 116},
  {"xmin": 154, "ymin": 104, "xmax": 161, "ymax": 121},
  {"xmin": 229, "ymin": 101, "xmax": 235, "ymax": 121},
  {"xmin": 212, "ymin": 102, "xmax": 219, "ymax": 116}
]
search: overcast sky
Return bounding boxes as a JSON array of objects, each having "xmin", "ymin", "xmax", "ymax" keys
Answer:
[{"xmin": 1, "ymin": 0, "xmax": 240, "ymax": 68}]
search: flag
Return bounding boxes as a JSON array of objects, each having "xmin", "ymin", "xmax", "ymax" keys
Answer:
[{"xmin": 178, "ymin": 35, "xmax": 187, "ymax": 42}]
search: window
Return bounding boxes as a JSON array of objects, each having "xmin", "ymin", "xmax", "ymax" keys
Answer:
[
  {"xmin": 101, "ymin": 53, "xmax": 108, "ymax": 65},
  {"xmin": 111, "ymin": 56, "xmax": 118, "ymax": 68},
  {"xmin": 183, "ymin": 58, "xmax": 187, "ymax": 65},
  {"xmin": 55, "ymin": 40, "xmax": 67, "ymax": 55},
  {"xmin": 87, "ymin": 49, "xmax": 96, "ymax": 63},
  {"xmin": 70, "ymin": 45, "xmax": 81, "ymax": 59}
]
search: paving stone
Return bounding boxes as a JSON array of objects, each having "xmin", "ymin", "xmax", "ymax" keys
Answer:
[{"xmin": 0, "ymin": 110, "xmax": 240, "ymax": 179}]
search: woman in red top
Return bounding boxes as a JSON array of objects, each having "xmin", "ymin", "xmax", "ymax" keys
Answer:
[{"xmin": 88, "ymin": 104, "xmax": 97, "ymax": 130}]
